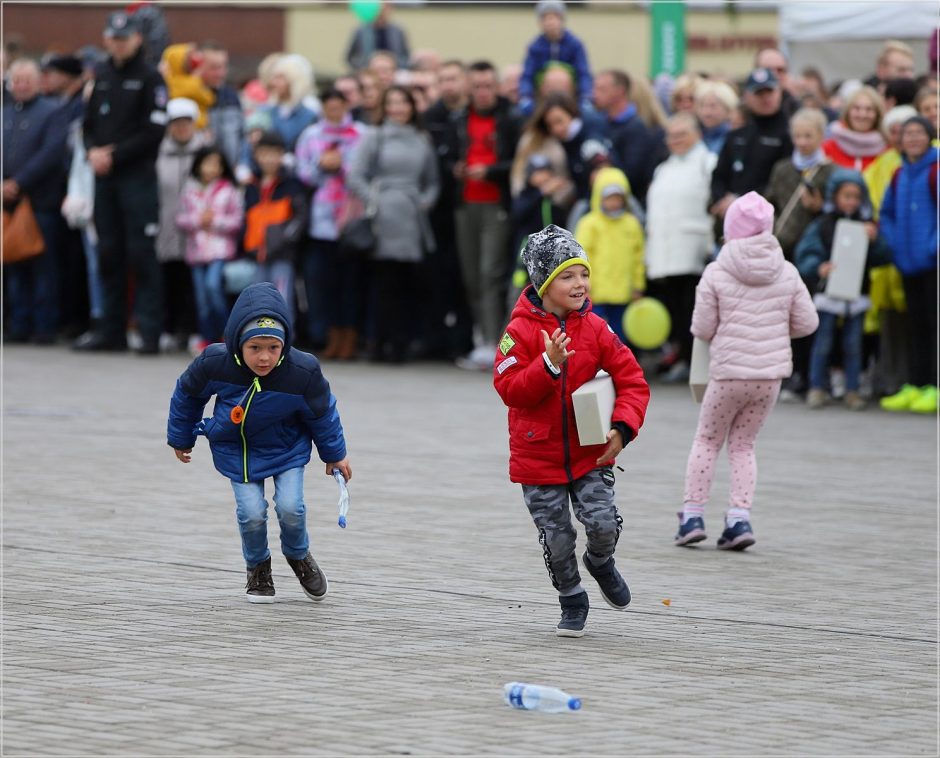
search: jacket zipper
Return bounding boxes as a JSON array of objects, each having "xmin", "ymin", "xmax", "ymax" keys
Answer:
[
  {"xmin": 239, "ymin": 377, "xmax": 262, "ymax": 482},
  {"xmin": 558, "ymin": 317, "xmax": 574, "ymax": 482}
]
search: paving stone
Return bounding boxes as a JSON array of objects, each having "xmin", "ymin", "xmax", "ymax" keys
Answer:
[{"xmin": 2, "ymin": 346, "xmax": 937, "ymax": 754}]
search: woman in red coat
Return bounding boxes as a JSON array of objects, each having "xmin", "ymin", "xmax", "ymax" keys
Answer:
[
  {"xmin": 493, "ymin": 225, "xmax": 649, "ymax": 638},
  {"xmin": 823, "ymin": 85, "xmax": 887, "ymax": 171}
]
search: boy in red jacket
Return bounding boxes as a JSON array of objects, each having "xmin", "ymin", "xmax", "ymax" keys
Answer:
[{"xmin": 494, "ymin": 225, "xmax": 650, "ymax": 637}]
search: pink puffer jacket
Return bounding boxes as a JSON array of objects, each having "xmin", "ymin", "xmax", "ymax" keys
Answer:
[{"xmin": 691, "ymin": 232, "xmax": 818, "ymax": 380}]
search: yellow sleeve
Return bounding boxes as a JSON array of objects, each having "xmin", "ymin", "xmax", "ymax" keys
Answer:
[
  {"xmin": 630, "ymin": 217, "xmax": 646, "ymax": 293},
  {"xmin": 574, "ymin": 214, "xmax": 594, "ymax": 254}
]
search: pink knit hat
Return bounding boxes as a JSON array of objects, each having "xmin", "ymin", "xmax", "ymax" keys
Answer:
[{"xmin": 723, "ymin": 191, "xmax": 774, "ymax": 241}]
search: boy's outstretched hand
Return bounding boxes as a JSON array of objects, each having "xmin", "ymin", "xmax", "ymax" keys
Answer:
[
  {"xmin": 174, "ymin": 448, "xmax": 192, "ymax": 463},
  {"xmin": 596, "ymin": 429, "xmax": 624, "ymax": 465},
  {"xmin": 328, "ymin": 458, "xmax": 352, "ymax": 482},
  {"xmin": 542, "ymin": 328, "xmax": 575, "ymax": 367}
]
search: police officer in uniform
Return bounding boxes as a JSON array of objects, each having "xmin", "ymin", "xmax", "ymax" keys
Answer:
[
  {"xmin": 708, "ymin": 67, "xmax": 793, "ymax": 238},
  {"xmin": 74, "ymin": 11, "xmax": 167, "ymax": 353}
]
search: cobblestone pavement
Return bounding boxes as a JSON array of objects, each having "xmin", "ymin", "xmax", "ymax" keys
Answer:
[{"xmin": 3, "ymin": 345, "xmax": 937, "ymax": 756}]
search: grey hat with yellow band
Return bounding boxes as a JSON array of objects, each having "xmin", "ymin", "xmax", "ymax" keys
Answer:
[
  {"xmin": 522, "ymin": 224, "xmax": 591, "ymax": 298},
  {"xmin": 239, "ymin": 316, "xmax": 286, "ymax": 347}
]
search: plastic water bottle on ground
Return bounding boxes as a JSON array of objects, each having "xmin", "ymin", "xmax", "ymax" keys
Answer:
[{"xmin": 503, "ymin": 682, "xmax": 581, "ymax": 712}]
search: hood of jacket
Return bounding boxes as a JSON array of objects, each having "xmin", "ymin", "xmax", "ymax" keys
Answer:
[
  {"xmin": 223, "ymin": 282, "xmax": 294, "ymax": 359},
  {"xmin": 162, "ymin": 43, "xmax": 192, "ymax": 77},
  {"xmin": 715, "ymin": 231, "xmax": 785, "ymax": 286},
  {"xmin": 589, "ymin": 166, "xmax": 632, "ymax": 214},
  {"xmin": 824, "ymin": 166, "xmax": 873, "ymax": 218}
]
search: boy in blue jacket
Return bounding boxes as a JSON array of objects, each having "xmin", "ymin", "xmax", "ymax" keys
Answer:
[
  {"xmin": 167, "ymin": 282, "xmax": 351, "ymax": 603},
  {"xmin": 519, "ymin": 1, "xmax": 593, "ymax": 117},
  {"xmin": 877, "ymin": 116, "xmax": 938, "ymax": 414}
]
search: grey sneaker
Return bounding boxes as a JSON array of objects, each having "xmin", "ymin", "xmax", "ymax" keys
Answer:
[
  {"xmin": 556, "ymin": 591, "xmax": 590, "ymax": 638},
  {"xmin": 807, "ymin": 389, "xmax": 828, "ymax": 409},
  {"xmin": 245, "ymin": 557, "xmax": 275, "ymax": 603},
  {"xmin": 844, "ymin": 391, "xmax": 866, "ymax": 411},
  {"xmin": 286, "ymin": 552, "xmax": 328, "ymax": 601}
]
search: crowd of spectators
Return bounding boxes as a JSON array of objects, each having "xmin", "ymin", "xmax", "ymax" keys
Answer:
[{"xmin": 2, "ymin": 2, "xmax": 937, "ymax": 411}]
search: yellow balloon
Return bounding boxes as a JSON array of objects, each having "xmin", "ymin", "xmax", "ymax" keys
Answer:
[{"xmin": 623, "ymin": 297, "xmax": 671, "ymax": 350}]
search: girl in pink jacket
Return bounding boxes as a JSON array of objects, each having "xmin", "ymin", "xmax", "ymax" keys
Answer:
[
  {"xmin": 177, "ymin": 147, "xmax": 244, "ymax": 349},
  {"xmin": 675, "ymin": 192, "xmax": 818, "ymax": 550}
]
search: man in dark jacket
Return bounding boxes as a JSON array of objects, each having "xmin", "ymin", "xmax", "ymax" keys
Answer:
[
  {"xmin": 448, "ymin": 60, "xmax": 521, "ymax": 369},
  {"xmin": 592, "ymin": 68, "xmax": 666, "ymax": 208},
  {"xmin": 709, "ymin": 68, "xmax": 793, "ymax": 233},
  {"xmin": 42, "ymin": 54, "xmax": 91, "ymax": 338},
  {"xmin": 75, "ymin": 10, "xmax": 167, "ymax": 353},
  {"xmin": 754, "ymin": 48, "xmax": 800, "ymax": 119},
  {"xmin": 2, "ymin": 58, "xmax": 66, "ymax": 343},
  {"xmin": 422, "ymin": 59, "xmax": 473, "ymax": 359}
]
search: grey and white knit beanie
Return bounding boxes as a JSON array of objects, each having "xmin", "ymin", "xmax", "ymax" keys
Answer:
[{"xmin": 522, "ymin": 224, "xmax": 591, "ymax": 297}]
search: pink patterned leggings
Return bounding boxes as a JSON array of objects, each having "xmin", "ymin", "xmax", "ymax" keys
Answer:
[{"xmin": 683, "ymin": 379, "xmax": 781, "ymax": 510}]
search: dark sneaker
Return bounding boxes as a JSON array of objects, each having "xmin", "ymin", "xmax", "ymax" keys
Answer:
[
  {"xmin": 675, "ymin": 513, "xmax": 707, "ymax": 547},
  {"xmin": 134, "ymin": 339, "xmax": 159, "ymax": 355},
  {"xmin": 245, "ymin": 557, "xmax": 275, "ymax": 603},
  {"xmin": 717, "ymin": 520, "xmax": 756, "ymax": 551},
  {"xmin": 581, "ymin": 552, "xmax": 631, "ymax": 610},
  {"xmin": 72, "ymin": 331, "xmax": 127, "ymax": 352},
  {"xmin": 557, "ymin": 591, "xmax": 589, "ymax": 637},
  {"xmin": 286, "ymin": 552, "xmax": 328, "ymax": 601}
]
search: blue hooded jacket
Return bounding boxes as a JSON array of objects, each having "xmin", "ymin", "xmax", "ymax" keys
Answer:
[
  {"xmin": 167, "ymin": 282, "xmax": 346, "ymax": 482},
  {"xmin": 519, "ymin": 29, "xmax": 593, "ymax": 115},
  {"xmin": 794, "ymin": 168, "xmax": 891, "ymax": 292},
  {"xmin": 879, "ymin": 145, "xmax": 938, "ymax": 276}
]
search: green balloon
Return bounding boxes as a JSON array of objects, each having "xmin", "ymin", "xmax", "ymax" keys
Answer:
[
  {"xmin": 623, "ymin": 297, "xmax": 671, "ymax": 350},
  {"xmin": 351, "ymin": 0, "xmax": 382, "ymax": 24}
]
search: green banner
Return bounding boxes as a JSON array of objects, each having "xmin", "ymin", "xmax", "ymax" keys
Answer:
[{"xmin": 650, "ymin": 1, "xmax": 686, "ymax": 77}]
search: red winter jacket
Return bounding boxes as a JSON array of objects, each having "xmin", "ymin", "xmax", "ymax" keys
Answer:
[{"xmin": 494, "ymin": 287, "xmax": 650, "ymax": 485}]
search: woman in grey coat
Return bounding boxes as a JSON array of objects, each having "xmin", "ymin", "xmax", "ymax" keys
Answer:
[{"xmin": 348, "ymin": 85, "xmax": 439, "ymax": 362}]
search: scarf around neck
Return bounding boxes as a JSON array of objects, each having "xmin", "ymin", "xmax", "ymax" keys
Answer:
[
  {"xmin": 829, "ymin": 120, "xmax": 886, "ymax": 158},
  {"xmin": 792, "ymin": 148, "xmax": 826, "ymax": 171}
]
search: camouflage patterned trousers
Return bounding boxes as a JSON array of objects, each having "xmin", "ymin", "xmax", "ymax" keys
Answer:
[{"xmin": 521, "ymin": 467, "xmax": 622, "ymax": 593}]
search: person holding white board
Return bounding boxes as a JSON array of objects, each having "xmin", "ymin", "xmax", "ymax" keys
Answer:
[{"xmin": 795, "ymin": 169, "xmax": 891, "ymax": 410}]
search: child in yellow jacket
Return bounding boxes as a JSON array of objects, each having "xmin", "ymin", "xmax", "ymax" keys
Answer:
[
  {"xmin": 574, "ymin": 166, "xmax": 645, "ymax": 343},
  {"xmin": 159, "ymin": 43, "xmax": 215, "ymax": 129}
]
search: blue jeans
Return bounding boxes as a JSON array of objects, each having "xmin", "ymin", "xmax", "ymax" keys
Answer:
[
  {"xmin": 230, "ymin": 467, "xmax": 309, "ymax": 568},
  {"xmin": 191, "ymin": 260, "xmax": 228, "ymax": 342},
  {"xmin": 591, "ymin": 303, "xmax": 627, "ymax": 344},
  {"xmin": 255, "ymin": 260, "xmax": 294, "ymax": 319},
  {"xmin": 809, "ymin": 310, "xmax": 863, "ymax": 392},
  {"xmin": 82, "ymin": 227, "xmax": 104, "ymax": 321},
  {"xmin": 6, "ymin": 208, "xmax": 60, "ymax": 339}
]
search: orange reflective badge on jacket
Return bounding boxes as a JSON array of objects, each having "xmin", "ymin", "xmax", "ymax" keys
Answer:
[{"xmin": 244, "ymin": 196, "xmax": 292, "ymax": 262}]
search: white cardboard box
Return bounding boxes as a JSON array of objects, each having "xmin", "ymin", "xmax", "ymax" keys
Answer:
[
  {"xmin": 825, "ymin": 218, "xmax": 869, "ymax": 301},
  {"xmin": 572, "ymin": 371, "xmax": 615, "ymax": 446},
  {"xmin": 689, "ymin": 338, "xmax": 710, "ymax": 403}
]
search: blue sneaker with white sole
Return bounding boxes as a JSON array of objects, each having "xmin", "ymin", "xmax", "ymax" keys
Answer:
[
  {"xmin": 675, "ymin": 514, "xmax": 707, "ymax": 546},
  {"xmin": 717, "ymin": 520, "xmax": 755, "ymax": 551},
  {"xmin": 581, "ymin": 552, "xmax": 631, "ymax": 609}
]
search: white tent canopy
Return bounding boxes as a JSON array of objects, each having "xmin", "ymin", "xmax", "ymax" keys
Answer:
[
  {"xmin": 779, "ymin": 2, "xmax": 937, "ymax": 42},
  {"xmin": 778, "ymin": 2, "xmax": 935, "ymax": 82}
]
